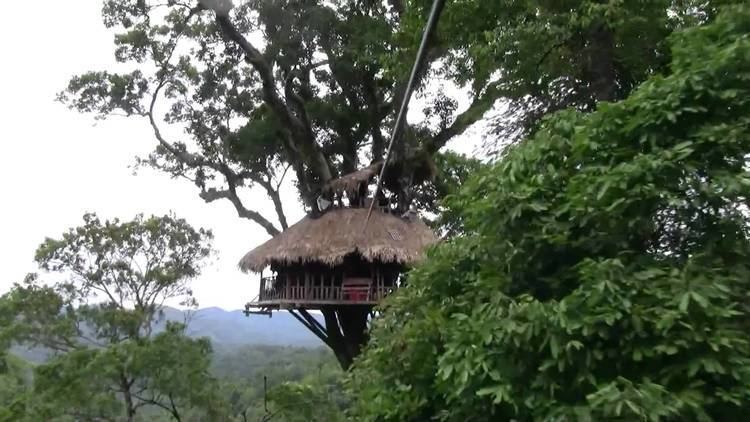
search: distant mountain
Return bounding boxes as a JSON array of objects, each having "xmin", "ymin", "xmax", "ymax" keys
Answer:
[
  {"xmin": 173, "ymin": 307, "xmax": 324, "ymax": 348},
  {"xmin": 11, "ymin": 307, "xmax": 324, "ymax": 363}
]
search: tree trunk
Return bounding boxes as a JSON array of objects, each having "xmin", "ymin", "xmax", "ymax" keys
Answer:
[
  {"xmin": 321, "ymin": 306, "xmax": 371, "ymax": 370},
  {"xmin": 121, "ymin": 375, "xmax": 136, "ymax": 422},
  {"xmin": 586, "ymin": 22, "xmax": 617, "ymax": 103}
]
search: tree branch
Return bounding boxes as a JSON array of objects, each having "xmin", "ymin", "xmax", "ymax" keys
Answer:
[
  {"xmin": 148, "ymin": 80, "xmax": 208, "ymax": 168},
  {"xmin": 215, "ymin": 16, "xmax": 296, "ymax": 129},
  {"xmin": 132, "ymin": 392, "xmax": 181, "ymax": 421},
  {"xmin": 199, "ymin": 187, "xmax": 280, "ymax": 236},
  {"xmin": 283, "ymin": 60, "xmax": 330, "ymax": 87},
  {"xmin": 423, "ymin": 84, "xmax": 502, "ymax": 155},
  {"xmin": 169, "ymin": 394, "xmax": 182, "ymax": 422},
  {"xmin": 363, "ymin": 73, "xmax": 387, "ymax": 161},
  {"xmin": 255, "ymin": 176, "xmax": 288, "ymax": 230},
  {"xmin": 147, "ymin": 75, "xmax": 283, "ymax": 236},
  {"xmin": 274, "ymin": 164, "xmax": 291, "ymax": 191},
  {"xmin": 215, "ymin": 14, "xmax": 333, "ymax": 183}
]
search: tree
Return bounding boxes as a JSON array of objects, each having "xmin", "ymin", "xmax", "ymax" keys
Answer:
[
  {"xmin": 401, "ymin": 0, "xmax": 742, "ymax": 148},
  {"xmin": 263, "ymin": 381, "xmax": 346, "ymax": 422},
  {"xmin": 0, "ymin": 355, "xmax": 31, "ymax": 422},
  {"xmin": 207, "ymin": 345, "xmax": 345, "ymax": 421},
  {"xmin": 411, "ymin": 151, "xmax": 485, "ymax": 237},
  {"xmin": 0, "ymin": 297, "xmax": 31, "ymax": 422},
  {"xmin": 59, "ymin": 0, "xmax": 503, "ymax": 366},
  {"xmin": 4, "ymin": 213, "xmax": 224, "ymax": 421},
  {"xmin": 349, "ymin": 5, "xmax": 750, "ymax": 420},
  {"xmin": 59, "ymin": 0, "xmax": 495, "ymax": 235}
]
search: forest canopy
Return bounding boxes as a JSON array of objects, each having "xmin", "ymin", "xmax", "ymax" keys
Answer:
[{"xmin": 349, "ymin": 4, "xmax": 750, "ymax": 421}]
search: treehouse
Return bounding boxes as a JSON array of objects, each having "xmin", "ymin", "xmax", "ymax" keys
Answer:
[
  {"xmin": 240, "ymin": 206, "xmax": 436, "ymax": 309},
  {"xmin": 239, "ymin": 163, "xmax": 436, "ymax": 367},
  {"xmin": 241, "ymin": 162, "xmax": 436, "ymax": 309}
]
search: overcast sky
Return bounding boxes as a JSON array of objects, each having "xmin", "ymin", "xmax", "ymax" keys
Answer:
[{"xmin": 0, "ymin": 1, "xmax": 480, "ymax": 310}]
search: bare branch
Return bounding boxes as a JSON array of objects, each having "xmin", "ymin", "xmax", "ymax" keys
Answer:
[
  {"xmin": 147, "ymin": 75, "xmax": 283, "ymax": 235},
  {"xmin": 132, "ymin": 392, "xmax": 182, "ymax": 421},
  {"xmin": 255, "ymin": 176, "xmax": 288, "ymax": 230},
  {"xmin": 275, "ymin": 164, "xmax": 292, "ymax": 191},
  {"xmin": 283, "ymin": 60, "xmax": 330, "ymax": 87},
  {"xmin": 199, "ymin": 187, "xmax": 280, "ymax": 236}
]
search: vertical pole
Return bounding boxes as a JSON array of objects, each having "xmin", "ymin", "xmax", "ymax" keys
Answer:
[
  {"xmin": 264, "ymin": 375, "xmax": 268, "ymax": 412},
  {"xmin": 305, "ymin": 272, "xmax": 310, "ymax": 300},
  {"xmin": 260, "ymin": 271, "xmax": 266, "ymax": 301}
]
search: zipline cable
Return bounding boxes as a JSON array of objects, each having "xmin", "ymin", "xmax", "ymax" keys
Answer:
[{"xmin": 363, "ymin": 0, "xmax": 447, "ymax": 231}]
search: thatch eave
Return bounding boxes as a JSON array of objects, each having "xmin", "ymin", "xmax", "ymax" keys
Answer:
[{"xmin": 238, "ymin": 207, "xmax": 437, "ymax": 273}]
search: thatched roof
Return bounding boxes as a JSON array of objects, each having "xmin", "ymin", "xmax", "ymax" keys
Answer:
[
  {"xmin": 323, "ymin": 162, "xmax": 382, "ymax": 195},
  {"xmin": 238, "ymin": 207, "xmax": 437, "ymax": 273}
]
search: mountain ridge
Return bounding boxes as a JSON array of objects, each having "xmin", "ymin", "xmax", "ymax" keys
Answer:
[{"xmin": 11, "ymin": 307, "xmax": 323, "ymax": 363}]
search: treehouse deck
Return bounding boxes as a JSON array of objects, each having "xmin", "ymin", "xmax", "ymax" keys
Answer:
[{"xmin": 246, "ymin": 274, "xmax": 396, "ymax": 309}]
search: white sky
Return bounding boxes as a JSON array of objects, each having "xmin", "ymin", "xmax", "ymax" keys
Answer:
[{"xmin": 0, "ymin": 1, "xmax": 481, "ymax": 310}]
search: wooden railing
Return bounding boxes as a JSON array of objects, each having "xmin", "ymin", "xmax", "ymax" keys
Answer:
[{"xmin": 258, "ymin": 276, "xmax": 394, "ymax": 304}]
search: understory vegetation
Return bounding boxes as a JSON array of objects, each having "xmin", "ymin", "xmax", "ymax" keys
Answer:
[{"xmin": 0, "ymin": 345, "xmax": 344, "ymax": 421}]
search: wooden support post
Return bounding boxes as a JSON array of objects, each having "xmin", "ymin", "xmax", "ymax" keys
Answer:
[
  {"xmin": 289, "ymin": 309, "xmax": 328, "ymax": 343},
  {"xmin": 263, "ymin": 375, "xmax": 268, "ymax": 412},
  {"xmin": 305, "ymin": 272, "xmax": 310, "ymax": 301},
  {"xmin": 285, "ymin": 272, "xmax": 290, "ymax": 301}
]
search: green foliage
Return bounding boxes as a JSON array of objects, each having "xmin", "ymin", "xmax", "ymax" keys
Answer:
[
  {"xmin": 58, "ymin": 71, "xmax": 149, "ymax": 118},
  {"xmin": 401, "ymin": 0, "xmax": 742, "ymax": 146},
  {"xmin": 211, "ymin": 345, "xmax": 344, "ymax": 421},
  {"xmin": 26, "ymin": 323, "xmax": 225, "ymax": 421},
  {"xmin": 266, "ymin": 380, "xmax": 345, "ymax": 422},
  {"xmin": 349, "ymin": 5, "xmax": 750, "ymax": 421},
  {"xmin": 212, "ymin": 345, "xmax": 339, "ymax": 382},
  {"xmin": 3, "ymin": 214, "xmax": 221, "ymax": 421},
  {"xmin": 2, "ymin": 342, "xmax": 346, "ymax": 421},
  {"xmin": 411, "ymin": 151, "xmax": 486, "ymax": 237},
  {"xmin": 59, "ymin": 0, "xmax": 498, "ymax": 236},
  {"xmin": 0, "ymin": 297, "xmax": 31, "ymax": 421},
  {"xmin": 0, "ymin": 354, "xmax": 32, "ymax": 422}
]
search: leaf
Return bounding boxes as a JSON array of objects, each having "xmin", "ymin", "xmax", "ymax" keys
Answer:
[
  {"xmin": 597, "ymin": 180, "xmax": 612, "ymax": 200},
  {"xmin": 679, "ymin": 293, "xmax": 691, "ymax": 312}
]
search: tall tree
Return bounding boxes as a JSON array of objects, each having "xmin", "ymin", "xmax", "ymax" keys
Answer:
[
  {"xmin": 60, "ymin": 0, "xmax": 494, "ymax": 237},
  {"xmin": 400, "ymin": 0, "xmax": 740, "ymax": 148},
  {"xmin": 59, "ymin": 0, "xmax": 499, "ymax": 368},
  {"xmin": 349, "ymin": 5, "xmax": 750, "ymax": 420},
  {"xmin": 3, "ymin": 213, "xmax": 224, "ymax": 421}
]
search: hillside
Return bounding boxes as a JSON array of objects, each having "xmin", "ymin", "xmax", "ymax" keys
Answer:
[
  {"xmin": 11, "ymin": 308, "xmax": 323, "ymax": 363},
  {"xmin": 179, "ymin": 307, "xmax": 324, "ymax": 348}
]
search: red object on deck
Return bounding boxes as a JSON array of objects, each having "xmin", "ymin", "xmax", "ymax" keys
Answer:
[{"xmin": 342, "ymin": 278, "xmax": 371, "ymax": 302}]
